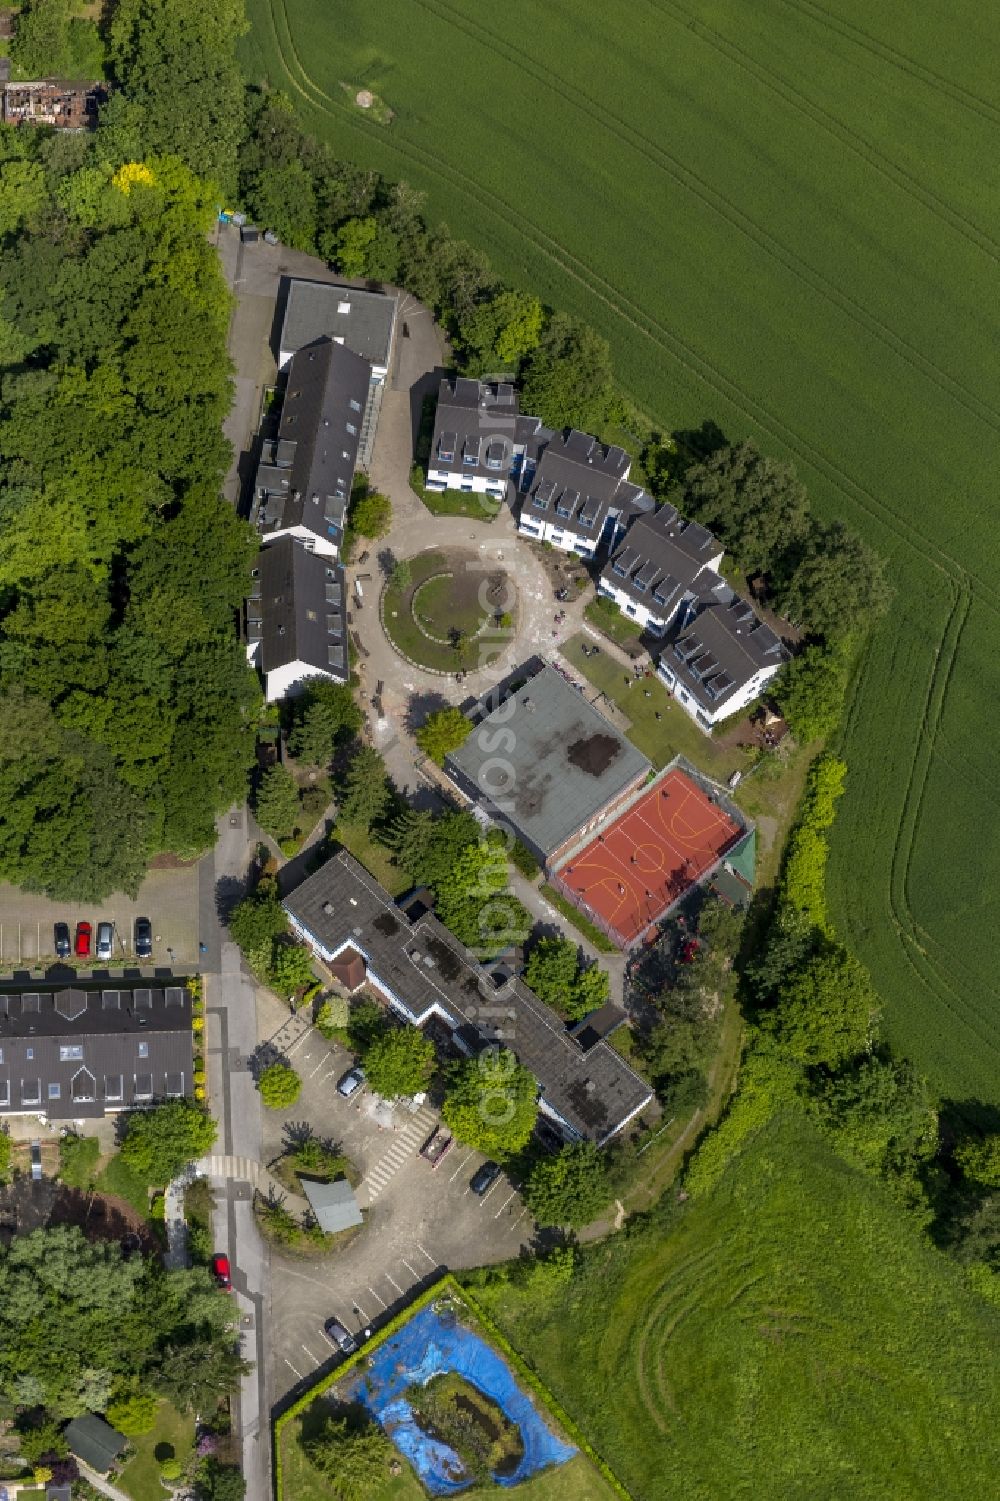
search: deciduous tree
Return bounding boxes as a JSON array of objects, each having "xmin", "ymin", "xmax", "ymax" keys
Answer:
[
  {"xmin": 414, "ymin": 707, "xmax": 471, "ymax": 765},
  {"xmin": 258, "ymin": 1063, "xmax": 301, "ymax": 1110},
  {"xmin": 120, "ymin": 1101, "xmax": 217, "ymax": 1185},
  {"xmin": 443, "ymin": 1050, "xmax": 538, "ymax": 1159},
  {"xmin": 362, "ymin": 1027, "xmax": 436, "ymax": 1099},
  {"xmin": 522, "ymin": 1142, "xmax": 610, "ymax": 1227}
]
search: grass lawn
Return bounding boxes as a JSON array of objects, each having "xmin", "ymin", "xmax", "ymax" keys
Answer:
[
  {"xmin": 562, "ymin": 632, "xmax": 740, "ymax": 776},
  {"xmin": 382, "ymin": 548, "xmax": 513, "ymax": 673},
  {"xmin": 332, "ymin": 819, "xmax": 408, "ymax": 897},
  {"xmin": 94, "ymin": 1152, "xmax": 153, "ymax": 1217},
  {"xmin": 242, "ymin": 0, "xmax": 1000, "ymax": 1101},
  {"xmin": 117, "ymin": 1403, "xmax": 195, "ymax": 1501},
  {"xmin": 583, "ymin": 596, "xmax": 643, "ymax": 650},
  {"xmin": 471, "ymin": 1112, "xmax": 1000, "ymax": 1499},
  {"xmin": 409, "ymin": 464, "xmax": 501, "ymax": 521}
]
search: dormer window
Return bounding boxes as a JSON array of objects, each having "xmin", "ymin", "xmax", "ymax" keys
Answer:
[{"xmin": 612, "ymin": 561, "xmax": 627, "ymax": 578}]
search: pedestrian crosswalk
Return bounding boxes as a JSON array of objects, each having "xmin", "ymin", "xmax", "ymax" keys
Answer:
[
  {"xmin": 200, "ymin": 1154, "xmax": 259, "ymax": 1185},
  {"xmin": 360, "ymin": 1105, "xmax": 438, "ymax": 1204}
]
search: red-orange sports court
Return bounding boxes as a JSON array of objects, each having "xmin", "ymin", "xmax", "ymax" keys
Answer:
[{"xmin": 552, "ymin": 768, "xmax": 743, "ymax": 947}]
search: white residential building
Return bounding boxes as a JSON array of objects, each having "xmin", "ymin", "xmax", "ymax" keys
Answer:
[
  {"xmin": 656, "ymin": 595, "xmax": 789, "ymax": 731},
  {"xmin": 597, "ymin": 504, "xmax": 724, "ymax": 636},
  {"xmin": 516, "ymin": 428, "xmax": 653, "ymax": 558}
]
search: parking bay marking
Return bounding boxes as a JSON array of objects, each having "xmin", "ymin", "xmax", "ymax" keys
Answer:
[
  {"xmin": 478, "ymin": 1176, "xmax": 504, "ymax": 1205},
  {"xmin": 494, "ymin": 1188, "xmax": 519, "ymax": 1218},
  {"xmin": 400, "ymin": 1258, "xmax": 419, "ymax": 1280},
  {"xmin": 367, "ymin": 1284, "xmax": 387, "ymax": 1309},
  {"xmin": 448, "ymin": 1151, "xmax": 472, "ymax": 1183},
  {"xmin": 415, "ymin": 1242, "xmax": 436, "ymax": 1266},
  {"xmin": 384, "ymin": 1272, "xmax": 404, "ymax": 1296},
  {"xmin": 302, "ymin": 1343, "xmax": 323, "ymax": 1366},
  {"xmin": 283, "ymin": 1357, "xmax": 303, "ymax": 1381}
]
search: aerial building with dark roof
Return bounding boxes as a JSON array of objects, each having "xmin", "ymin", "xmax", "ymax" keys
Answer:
[
  {"xmin": 283, "ymin": 851, "xmax": 652, "ymax": 1145},
  {"xmin": 445, "ymin": 666, "xmax": 651, "ymax": 866},
  {"xmin": 657, "ymin": 593, "xmax": 789, "ymax": 730},
  {"xmin": 516, "ymin": 428, "xmax": 654, "ymax": 558},
  {"xmin": 278, "ymin": 278, "xmax": 398, "ymax": 468},
  {"xmin": 0, "ymin": 982, "xmax": 193, "ymax": 1119},
  {"xmin": 597, "ymin": 503, "xmax": 724, "ymax": 637},
  {"xmin": 246, "ymin": 536, "xmax": 347, "ymax": 701},
  {"xmin": 426, "ymin": 377, "xmax": 551, "ymax": 504},
  {"xmin": 252, "ymin": 337, "xmax": 370, "ymax": 561}
]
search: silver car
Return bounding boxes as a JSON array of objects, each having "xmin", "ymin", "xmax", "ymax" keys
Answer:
[{"xmin": 96, "ymin": 922, "xmax": 115, "ymax": 961}]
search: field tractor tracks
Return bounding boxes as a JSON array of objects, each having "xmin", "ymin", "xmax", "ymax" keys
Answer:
[
  {"xmin": 643, "ymin": 0, "xmax": 1000, "ymax": 266},
  {"xmin": 265, "ymin": 0, "xmax": 997, "ymax": 615},
  {"xmin": 773, "ymin": 0, "xmax": 1000, "ymax": 131},
  {"xmin": 411, "ymin": 0, "xmax": 1000, "ymax": 439}
]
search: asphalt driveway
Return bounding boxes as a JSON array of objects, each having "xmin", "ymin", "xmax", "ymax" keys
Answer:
[{"xmin": 257, "ymin": 1013, "xmax": 532, "ymax": 1399}]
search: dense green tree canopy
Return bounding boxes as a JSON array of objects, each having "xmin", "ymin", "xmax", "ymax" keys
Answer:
[
  {"xmin": 443, "ymin": 1049, "xmax": 538, "ymax": 1159},
  {"xmin": 778, "ymin": 519, "xmax": 893, "ymax": 640},
  {"xmin": 524, "ymin": 937, "xmax": 610, "ymax": 1020},
  {"xmin": 10, "ymin": 0, "xmax": 106, "ymax": 82},
  {"xmin": 258, "ymin": 1063, "xmax": 302, "ymax": 1110},
  {"xmin": 522, "ymin": 1141, "xmax": 610, "ymax": 1227},
  {"xmin": 304, "ymin": 1415, "xmax": 392, "ymax": 1501},
  {"xmin": 0, "ymin": 1226, "xmax": 238, "ymax": 1418},
  {"xmin": 254, "ymin": 764, "xmax": 301, "ymax": 844},
  {"xmin": 520, "ymin": 312, "xmax": 614, "ymax": 433},
  {"xmin": 775, "ymin": 639, "xmax": 852, "ymax": 744},
  {"xmin": 107, "ymin": 0, "xmax": 249, "ymax": 196},
  {"xmin": 435, "ymin": 834, "xmax": 532, "ymax": 957},
  {"xmin": 362, "ymin": 1027, "xmax": 436, "ymax": 1099},
  {"xmin": 120, "ymin": 1100, "xmax": 217, "ymax": 1185},
  {"xmin": 680, "ymin": 438, "xmax": 810, "ymax": 579},
  {"xmin": 384, "ymin": 807, "xmax": 481, "ymax": 891},
  {"xmin": 338, "ymin": 746, "xmax": 391, "ymax": 829},
  {"xmin": 765, "ymin": 944, "xmax": 880, "ymax": 1069},
  {"xmin": 287, "ymin": 680, "xmax": 362, "ymax": 766},
  {"xmin": 414, "ymin": 707, "xmax": 471, "ymax": 766},
  {"xmin": 0, "ymin": 130, "xmax": 259, "ymax": 895}
]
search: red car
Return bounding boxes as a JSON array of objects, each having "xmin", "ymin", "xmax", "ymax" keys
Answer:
[
  {"xmin": 74, "ymin": 921, "xmax": 92, "ymax": 958},
  {"xmin": 211, "ymin": 1253, "xmax": 232, "ymax": 1290}
]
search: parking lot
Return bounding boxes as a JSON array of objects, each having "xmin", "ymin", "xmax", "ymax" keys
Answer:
[
  {"xmin": 257, "ymin": 1006, "xmax": 533, "ymax": 1398},
  {"xmin": 0, "ymin": 865, "xmax": 201, "ymax": 972}
]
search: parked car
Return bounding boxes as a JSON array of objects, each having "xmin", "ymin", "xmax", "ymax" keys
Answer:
[
  {"xmin": 74, "ymin": 921, "xmax": 92, "ymax": 958},
  {"xmin": 323, "ymin": 1317, "xmax": 357, "ymax": 1355},
  {"xmin": 54, "ymin": 922, "xmax": 71, "ymax": 959},
  {"xmin": 30, "ymin": 1142, "xmax": 42, "ymax": 1182},
  {"xmin": 211, "ymin": 1253, "xmax": 232, "ymax": 1290},
  {"xmin": 336, "ymin": 1066, "xmax": 365, "ymax": 1099},
  {"xmin": 134, "ymin": 916, "xmax": 153, "ymax": 960},
  {"xmin": 470, "ymin": 1160, "xmax": 502, "ymax": 1197},
  {"xmin": 96, "ymin": 922, "xmax": 114, "ymax": 961}
]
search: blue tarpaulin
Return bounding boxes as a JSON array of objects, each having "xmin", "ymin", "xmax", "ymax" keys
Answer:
[{"xmin": 343, "ymin": 1303, "xmax": 576, "ymax": 1493}]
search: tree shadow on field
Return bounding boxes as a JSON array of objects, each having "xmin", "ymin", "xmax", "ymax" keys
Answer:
[{"xmin": 671, "ymin": 418, "xmax": 730, "ymax": 464}]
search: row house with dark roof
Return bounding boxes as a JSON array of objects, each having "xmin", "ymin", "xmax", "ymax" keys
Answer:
[
  {"xmin": 515, "ymin": 428, "xmax": 654, "ymax": 559},
  {"xmin": 246, "ymin": 536, "xmax": 348, "ymax": 702},
  {"xmin": 0, "ymin": 983, "xmax": 193, "ymax": 1120},
  {"xmin": 252, "ymin": 338, "xmax": 371, "ymax": 562},
  {"xmin": 426, "ymin": 378, "xmax": 551, "ymax": 503},
  {"xmin": 656, "ymin": 593, "xmax": 789, "ymax": 730},
  {"xmin": 597, "ymin": 503, "xmax": 724, "ymax": 637}
]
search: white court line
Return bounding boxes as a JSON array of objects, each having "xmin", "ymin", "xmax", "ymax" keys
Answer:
[
  {"xmin": 415, "ymin": 1242, "xmax": 437, "ymax": 1266},
  {"xmin": 367, "ymin": 1284, "xmax": 387, "ymax": 1309},
  {"xmin": 401, "ymin": 1258, "xmax": 419, "ymax": 1280},
  {"xmin": 284, "ymin": 1357, "xmax": 303, "ymax": 1380},
  {"xmin": 385, "ymin": 1272, "xmax": 404, "ymax": 1295},
  {"xmin": 448, "ymin": 1152, "xmax": 472, "ymax": 1183},
  {"xmin": 494, "ymin": 1189, "xmax": 518, "ymax": 1218}
]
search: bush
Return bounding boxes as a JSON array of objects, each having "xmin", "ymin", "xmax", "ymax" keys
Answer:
[
  {"xmin": 316, "ymin": 994, "xmax": 350, "ymax": 1038},
  {"xmin": 58, "ymin": 1132, "xmax": 99, "ymax": 1190},
  {"xmin": 258, "ymin": 1062, "xmax": 301, "ymax": 1110},
  {"xmin": 159, "ymin": 1458, "xmax": 183, "ymax": 1482},
  {"xmin": 510, "ymin": 841, "xmax": 540, "ymax": 879},
  {"xmin": 106, "ymin": 1391, "xmax": 159, "ymax": 1436}
]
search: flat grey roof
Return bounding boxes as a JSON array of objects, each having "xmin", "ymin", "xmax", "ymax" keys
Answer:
[
  {"xmin": 280, "ymin": 278, "xmax": 397, "ymax": 369},
  {"xmin": 302, "ymin": 1176, "xmax": 363, "ymax": 1233},
  {"xmin": 447, "ymin": 667, "xmax": 651, "ymax": 858}
]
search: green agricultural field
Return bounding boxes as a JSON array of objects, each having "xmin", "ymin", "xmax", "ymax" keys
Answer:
[
  {"xmin": 470, "ymin": 1111, "xmax": 1000, "ymax": 1499},
  {"xmin": 241, "ymin": 0, "xmax": 1000, "ymax": 1102}
]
